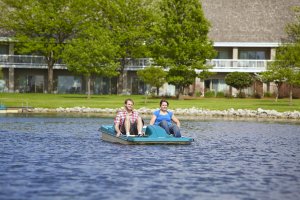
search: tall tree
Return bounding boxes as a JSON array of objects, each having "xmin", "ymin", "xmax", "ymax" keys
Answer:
[
  {"xmin": 137, "ymin": 66, "xmax": 167, "ymax": 96},
  {"xmin": 262, "ymin": 6, "xmax": 300, "ymax": 104},
  {"xmin": 150, "ymin": 0, "xmax": 216, "ymax": 98},
  {"xmin": 100, "ymin": 0, "xmax": 155, "ymax": 94},
  {"xmin": 62, "ymin": 25, "xmax": 120, "ymax": 98},
  {"xmin": 0, "ymin": 0, "xmax": 87, "ymax": 93}
]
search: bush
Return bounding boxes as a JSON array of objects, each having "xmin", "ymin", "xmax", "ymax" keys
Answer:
[
  {"xmin": 253, "ymin": 93, "xmax": 262, "ymax": 99},
  {"xmin": 237, "ymin": 92, "xmax": 246, "ymax": 98},
  {"xmin": 195, "ymin": 91, "xmax": 202, "ymax": 97},
  {"xmin": 216, "ymin": 91, "xmax": 225, "ymax": 98},
  {"xmin": 264, "ymin": 92, "xmax": 272, "ymax": 97},
  {"xmin": 204, "ymin": 90, "xmax": 215, "ymax": 98}
]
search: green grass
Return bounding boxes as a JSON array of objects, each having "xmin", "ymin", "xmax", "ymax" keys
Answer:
[{"xmin": 0, "ymin": 93, "xmax": 300, "ymax": 112}]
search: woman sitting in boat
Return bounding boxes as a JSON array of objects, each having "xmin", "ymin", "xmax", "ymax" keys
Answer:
[
  {"xmin": 149, "ymin": 99, "xmax": 181, "ymax": 137},
  {"xmin": 114, "ymin": 98, "xmax": 144, "ymax": 137}
]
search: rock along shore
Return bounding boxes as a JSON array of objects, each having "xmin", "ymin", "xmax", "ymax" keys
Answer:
[{"xmin": 26, "ymin": 107, "xmax": 300, "ymax": 120}]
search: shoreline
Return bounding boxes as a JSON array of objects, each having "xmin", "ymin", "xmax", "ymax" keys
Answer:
[{"xmin": 3, "ymin": 106, "xmax": 299, "ymax": 122}]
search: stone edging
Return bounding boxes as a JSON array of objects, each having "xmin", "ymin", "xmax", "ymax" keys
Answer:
[{"xmin": 26, "ymin": 107, "xmax": 300, "ymax": 120}]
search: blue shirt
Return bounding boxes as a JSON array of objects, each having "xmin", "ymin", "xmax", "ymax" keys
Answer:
[{"xmin": 153, "ymin": 110, "xmax": 173, "ymax": 126}]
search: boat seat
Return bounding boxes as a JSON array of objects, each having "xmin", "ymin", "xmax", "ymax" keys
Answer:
[{"xmin": 145, "ymin": 125, "xmax": 172, "ymax": 138}]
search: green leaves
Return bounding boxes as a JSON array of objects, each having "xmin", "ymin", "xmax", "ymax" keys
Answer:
[
  {"xmin": 150, "ymin": 0, "xmax": 216, "ymax": 96},
  {"xmin": 225, "ymin": 72, "xmax": 253, "ymax": 93},
  {"xmin": 137, "ymin": 66, "xmax": 167, "ymax": 95}
]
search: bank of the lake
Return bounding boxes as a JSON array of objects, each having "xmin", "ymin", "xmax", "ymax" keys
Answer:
[{"xmin": 11, "ymin": 106, "xmax": 299, "ymax": 121}]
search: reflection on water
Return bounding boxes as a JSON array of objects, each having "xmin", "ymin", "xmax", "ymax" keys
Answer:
[{"xmin": 0, "ymin": 115, "xmax": 299, "ymax": 200}]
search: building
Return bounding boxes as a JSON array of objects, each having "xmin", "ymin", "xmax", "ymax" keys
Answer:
[{"xmin": 1, "ymin": 0, "xmax": 300, "ymax": 97}]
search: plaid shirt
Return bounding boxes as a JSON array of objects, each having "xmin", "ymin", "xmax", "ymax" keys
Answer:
[{"xmin": 114, "ymin": 110, "xmax": 139, "ymax": 128}]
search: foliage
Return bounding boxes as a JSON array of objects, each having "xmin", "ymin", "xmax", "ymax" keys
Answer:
[
  {"xmin": 0, "ymin": 0, "xmax": 88, "ymax": 93},
  {"xmin": 137, "ymin": 66, "xmax": 167, "ymax": 96},
  {"xmin": 100, "ymin": 0, "xmax": 155, "ymax": 94},
  {"xmin": 216, "ymin": 91, "xmax": 225, "ymax": 98},
  {"xmin": 225, "ymin": 72, "xmax": 253, "ymax": 96},
  {"xmin": 166, "ymin": 65, "xmax": 197, "ymax": 96},
  {"xmin": 261, "ymin": 5, "xmax": 300, "ymax": 103},
  {"xmin": 0, "ymin": 68, "xmax": 3, "ymax": 79},
  {"xmin": 204, "ymin": 90, "xmax": 215, "ymax": 98},
  {"xmin": 150, "ymin": 0, "xmax": 216, "ymax": 97},
  {"xmin": 285, "ymin": 6, "xmax": 300, "ymax": 43},
  {"xmin": 62, "ymin": 23, "xmax": 120, "ymax": 98}
]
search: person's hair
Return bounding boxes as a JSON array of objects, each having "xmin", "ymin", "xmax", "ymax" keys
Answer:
[
  {"xmin": 160, "ymin": 99, "xmax": 169, "ymax": 106},
  {"xmin": 124, "ymin": 98, "xmax": 134, "ymax": 105}
]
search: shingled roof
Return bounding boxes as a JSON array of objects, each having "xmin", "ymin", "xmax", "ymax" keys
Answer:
[{"xmin": 201, "ymin": 0, "xmax": 300, "ymax": 43}]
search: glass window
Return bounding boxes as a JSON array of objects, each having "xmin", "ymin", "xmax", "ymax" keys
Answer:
[
  {"xmin": 0, "ymin": 44, "xmax": 9, "ymax": 54},
  {"xmin": 93, "ymin": 77, "xmax": 117, "ymax": 94},
  {"xmin": 16, "ymin": 75, "xmax": 44, "ymax": 93},
  {"xmin": 239, "ymin": 51, "xmax": 266, "ymax": 60},
  {"xmin": 57, "ymin": 76, "xmax": 82, "ymax": 94}
]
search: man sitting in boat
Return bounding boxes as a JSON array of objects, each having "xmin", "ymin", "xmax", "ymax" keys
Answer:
[{"xmin": 114, "ymin": 98, "xmax": 144, "ymax": 137}]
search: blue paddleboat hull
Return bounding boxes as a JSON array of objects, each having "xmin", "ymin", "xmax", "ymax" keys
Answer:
[{"xmin": 100, "ymin": 125, "xmax": 193, "ymax": 145}]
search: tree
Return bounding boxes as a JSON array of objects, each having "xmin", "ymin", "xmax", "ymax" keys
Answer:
[
  {"xmin": 62, "ymin": 25, "xmax": 120, "ymax": 98},
  {"xmin": 137, "ymin": 66, "xmax": 167, "ymax": 96},
  {"xmin": 0, "ymin": 0, "xmax": 88, "ymax": 93},
  {"xmin": 100, "ymin": 0, "xmax": 155, "ymax": 94},
  {"xmin": 262, "ymin": 6, "xmax": 300, "ymax": 104},
  {"xmin": 225, "ymin": 72, "xmax": 253, "ymax": 97},
  {"xmin": 150, "ymin": 0, "xmax": 216, "ymax": 98},
  {"xmin": 167, "ymin": 65, "xmax": 197, "ymax": 97}
]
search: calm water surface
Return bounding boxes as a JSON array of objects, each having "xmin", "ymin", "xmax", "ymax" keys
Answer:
[{"xmin": 0, "ymin": 115, "xmax": 299, "ymax": 200}]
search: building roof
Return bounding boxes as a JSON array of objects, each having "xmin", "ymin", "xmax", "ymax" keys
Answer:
[{"xmin": 201, "ymin": 0, "xmax": 300, "ymax": 43}]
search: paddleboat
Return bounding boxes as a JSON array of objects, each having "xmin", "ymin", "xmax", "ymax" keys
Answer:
[{"xmin": 100, "ymin": 124, "xmax": 194, "ymax": 145}]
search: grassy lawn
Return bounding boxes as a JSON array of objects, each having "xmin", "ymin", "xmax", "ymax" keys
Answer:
[{"xmin": 0, "ymin": 93, "xmax": 299, "ymax": 112}]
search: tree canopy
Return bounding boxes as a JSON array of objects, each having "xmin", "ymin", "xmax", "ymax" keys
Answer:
[
  {"xmin": 150, "ymin": 0, "xmax": 216, "ymax": 97},
  {"xmin": 100, "ymin": 0, "xmax": 155, "ymax": 94},
  {"xmin": 261, "ymin": 6, "xmax": 300, "ymax": 103},
  {"xmin": 0, "ymin": 0, "xmax": 89, "ymax": 93},
  {"xmin": 62, "ymin": 24, "xmax": 120, "ymax": 98},
  {"xmin": 225, "ymin": 72, "xmax": 253, "ymax": 97},
  {"xmin": 137, "ymin": 66, "xmax": 167, "ymax": 96}
]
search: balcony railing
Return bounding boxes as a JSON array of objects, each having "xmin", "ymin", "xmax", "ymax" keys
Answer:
[
  {"xmin": 0, "ymin": 55, "xmax": 66, "ymax": 69},
  {"xmin": 0, "ymin": 55, "xmax": 271, "ymax": 73},
  {"xmin": 206, "ymin": 59, "xmax": 270, "ymax": 72},
  {"xmin": 124, "ymin": 58, "xmax": 153, "ymax": 70}
]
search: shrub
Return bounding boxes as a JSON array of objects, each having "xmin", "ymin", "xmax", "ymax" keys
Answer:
[
  {"xmin": 216, "ymin": 91, "xmax": 225, "ymax": 98},
  {"xmin": 253, "ymin": 93, "xmax": 262, "ymax": 99},
  {"xmin": 204, "ymin": 90, "xmax": 215, "ymax": 98},
  {"xmin": 264, "ymin": 92, "xmax": 272, "ymax": 97}
]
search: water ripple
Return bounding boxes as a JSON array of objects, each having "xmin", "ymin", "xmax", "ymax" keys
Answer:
[{"xmin": 0, "ymin": 115, "xmax": 299, "ymax": 200}]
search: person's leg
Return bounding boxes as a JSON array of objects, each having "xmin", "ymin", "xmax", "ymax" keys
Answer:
[
  {"xmin": 130, "ymin": 121, "xmax": 138, "ymax": 135},
  {"xmin": 159, "ymin": 120, "xmax": 171, "ymax": 135},
  {"xmin": 169, "ymin": 124, "xmax": 181, "ymax": 137},
  {"xmin": 137, "ymin": 116, "xmax": 144, "ymax": 136},
  {"xmin": 124, "ymin": 115, "xmax": 131, "ymax": 136}
]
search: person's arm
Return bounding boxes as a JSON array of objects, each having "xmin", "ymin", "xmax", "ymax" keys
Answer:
[
  {"xmin": 172, "ymin": 114, "xmax": 180, "ymax": 128},
  {"xmin": 149, "ymin": 114, "xmax": 157, "ymax": 125}
]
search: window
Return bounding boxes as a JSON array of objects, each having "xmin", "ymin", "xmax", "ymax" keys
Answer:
[
  {"xmin": 239, "ymin": 51, "xmax": 266, "ymax": 60},
  {"xmin": 57, "ymin": 76, "xmax": 82, "ymax": 94},
  {"xmin": 0, "ymin": 44, "xmax": 9, "ymax": 54}
]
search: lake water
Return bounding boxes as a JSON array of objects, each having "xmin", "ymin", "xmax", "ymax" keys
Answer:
[{"xmin": 0, "ymin": 114, "xmax": 299, "ymax": 200}]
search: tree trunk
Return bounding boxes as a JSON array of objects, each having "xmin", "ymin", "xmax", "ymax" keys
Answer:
[
  {"xmin": 156, "ymin": 87, "xmax": 159, "ymax": 96},
  {"xmin": 289, "ymin": 84, "xmax": 293, "ymax": 106},
  {"xmin": 117, "ymin": 58, "xmax": 126, "ymax": 94},
  {"xmin": 47, "ymin": 63, "xmax": 54, "ymax": 93},
  {"xmin": 46, "ymin": 51, "xmax": 55, "ymax": 93},
  {"xmin": 87, "ymin": 76, "xmax": 91, "ymax": 99}
]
